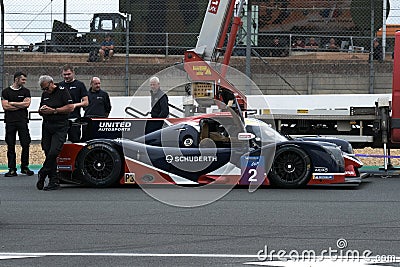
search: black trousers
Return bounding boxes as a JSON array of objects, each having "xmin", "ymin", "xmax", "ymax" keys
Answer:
[
  {"xmin": 40, "ymin": 120, "xmax": 69, "ymax": 181},
  {"xmin": 5, "ymin": 121, "xmax": 31, "ymax": 170}
]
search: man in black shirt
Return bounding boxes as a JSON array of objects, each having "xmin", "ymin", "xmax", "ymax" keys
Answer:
[
  {"xmin": 1, "ymin": 71, "xmax": 34, "ymax": 177},
  {"xmin": 37, "ymin": 75, "xmax": 74, "ymax": 191},
  {"xmin": 269, "ymin": 37, "xmax": 288, "ymax": 57},
  {"xmin": 150, "ymin": 76, "xmax": 169, "ymax": 118},
  {"xmin": 84, "ymin": 77, "xmax": 112, "ymax": 118},
  {"xmin": 146, "ymin": 76, "xmax": 169, "ymax": 134},
  {"xmin": 373, "ymin": 38, "xmax": 383, "ymax": 62},
  {"xmin": 59, "ymin": 64, "xmax": 88, "ymax": 142}
]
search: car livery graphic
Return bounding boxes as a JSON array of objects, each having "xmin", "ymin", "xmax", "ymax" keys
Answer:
[{"xmin": 57, "ymin": 111, "xmax": 363, "ymax": 189}]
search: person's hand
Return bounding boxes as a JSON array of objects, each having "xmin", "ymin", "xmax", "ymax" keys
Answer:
[{"xmin": 39, "ymin": 105, "xmax": 57, "ymax": 115}]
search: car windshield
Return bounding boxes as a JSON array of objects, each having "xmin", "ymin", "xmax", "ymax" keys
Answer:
[{"xmin": 245, "ymin": 119, "xmax": 287, "ymax": 144}]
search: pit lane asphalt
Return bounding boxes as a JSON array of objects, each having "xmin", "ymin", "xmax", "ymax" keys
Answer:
[{"xmin": 1, "ymin": 175, "xmax": 400, "ymax": 267}]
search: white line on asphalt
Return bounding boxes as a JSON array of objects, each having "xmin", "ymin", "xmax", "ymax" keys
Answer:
[
  {"xmin": 243, "ymin": 261, "xmax": 396, "ymax": 266},
  {"xmin": 0, "ymin": 252, "xmax": 257, "ymax": 258},
  {"xmin": 0, "ymin": 253, "xmax": 398, "ymax": 266},
  {"xmin": 0, "ymin": 255, "xmax": 41, "ymax": 260}
]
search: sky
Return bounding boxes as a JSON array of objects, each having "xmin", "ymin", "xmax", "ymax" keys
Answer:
[
  {"xmin": 1, "ymin": 0, "xmax": 400, "ymax": 45},
  {"xmin": 3, "ymin": 0, "xmax": 120, "ymax": 30}
]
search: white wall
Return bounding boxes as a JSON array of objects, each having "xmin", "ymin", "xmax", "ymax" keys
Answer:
[{"xmin": 0, "ymin": 94, "xmax": 390, "ymax": 140}]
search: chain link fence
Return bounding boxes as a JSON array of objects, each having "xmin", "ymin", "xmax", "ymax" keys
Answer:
[{"xmin": 0, "ymin": 0, "xmax": 395, "ymax": 96}]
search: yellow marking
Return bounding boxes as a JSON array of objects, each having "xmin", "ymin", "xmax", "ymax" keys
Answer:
[
  {"xmin": 124, "ymin": 173, "xmax": 136, "ymax": 184},
  {"xmin": 192, "ymin": 66, "xmax": 212, "ymax": 76},
  {"xmin": 297, "ymin": 109, "xmax": 309, "ymax": 114}
]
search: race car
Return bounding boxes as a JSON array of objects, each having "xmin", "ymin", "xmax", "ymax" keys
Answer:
[{"xmin": 56, "ymin": 111, "xmax": 363, "ymax": 189}]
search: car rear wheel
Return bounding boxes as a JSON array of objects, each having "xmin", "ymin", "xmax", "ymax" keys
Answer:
[
  {"xmin": 76, "ymin": 142, "xmax": 122, "ymax": 187},
  {"xmin": 268, "ymin": 146, "xmax": 312, "ymax": 188}
]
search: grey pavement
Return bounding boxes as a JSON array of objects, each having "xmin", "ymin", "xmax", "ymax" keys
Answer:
[{"xmin": 1, "ymin": 175, "xmax": 400, "ymax": 266}]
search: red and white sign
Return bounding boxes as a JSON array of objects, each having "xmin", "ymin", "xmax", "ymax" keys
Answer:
[{"xmin": 208, "ymin": 0, "xmax": 220, "ymax": 14}]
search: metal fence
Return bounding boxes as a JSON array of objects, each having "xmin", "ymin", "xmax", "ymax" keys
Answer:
[{"xmin": 0, "ymin": 0, "xmax": 395, "ymax": 96}]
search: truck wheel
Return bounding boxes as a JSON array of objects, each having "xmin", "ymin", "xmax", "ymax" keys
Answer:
[
  {"xmin": 268, "ymin": 146, "xmax": 312, "ymax": 188},
  {"xmin": 76, "ymin": 142, "xmax": 122, "ymax": 187}
]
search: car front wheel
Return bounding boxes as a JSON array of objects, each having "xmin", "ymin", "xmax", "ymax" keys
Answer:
[{"xmin": 268, "ymin": 146, "xmax": 312, "ymax": 188}]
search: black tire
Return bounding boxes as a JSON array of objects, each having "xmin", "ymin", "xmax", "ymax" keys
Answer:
[
  {"xmin": 268, "ymin": 146, "xmax": 312, "ymax": 188},
  {"xmin": 76, "ymin": 142, "xmax": 123, "ymax": 187}
]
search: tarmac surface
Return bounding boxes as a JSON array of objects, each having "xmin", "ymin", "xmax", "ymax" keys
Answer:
[{"xmin": 1, "ymin": 173, "xmax": 400, "ymax": 266}]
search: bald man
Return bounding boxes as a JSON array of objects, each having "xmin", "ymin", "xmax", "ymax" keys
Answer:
[{"xmin": 84, "ymin": 77, "xmax": 111, "ymax": 118}]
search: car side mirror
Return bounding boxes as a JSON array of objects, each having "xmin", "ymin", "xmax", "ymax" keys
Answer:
[{"xmin": 237, "ymin": 132, "xmax": 255, "ymax": 140}]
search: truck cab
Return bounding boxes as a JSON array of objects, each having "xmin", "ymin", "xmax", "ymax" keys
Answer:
[
  {"xmin": 88, "ymin": 13, "xmax": 127, "ymax": 52},
  {"xmin": 90, "ymin": 13, "xmax": 127, "ymax": 33}
]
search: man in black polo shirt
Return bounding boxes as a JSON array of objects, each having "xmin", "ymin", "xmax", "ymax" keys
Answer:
[
  {"xmin": 81, "ymin": 77, "xmax": 112, "ymax": 141},
  {"xmin": 59, "ymin": 64, "xmax": 88, "ymax": 142},
  {"xmin": 84, "ymin": 77, "xmax": 112, "ymax": 118},
  {"xmin": 150, "ymin": 76, "xmax": 169, "ymax": 119},
  {"xmin": 1, "ymin": 71, "xmax": 34, "ymax": 177},
  {"xmin": 146, "ymin": 76, "xmax": 169, "ymax": 134},
  {"xmin": 37, "ymin": 75, "xmax": 74, "ymax": 191}
]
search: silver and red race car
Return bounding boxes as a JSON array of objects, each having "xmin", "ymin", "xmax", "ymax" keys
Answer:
[{"xmin": 56, "ymin": 111, "xmax": 363, "ymax": 189}]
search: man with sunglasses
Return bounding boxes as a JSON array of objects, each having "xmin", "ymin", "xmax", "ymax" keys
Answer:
[{"xmin": 37, "ymin": 75, "xmax": 74, "ymax": 191}]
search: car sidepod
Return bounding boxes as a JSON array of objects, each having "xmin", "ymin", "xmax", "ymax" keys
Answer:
[
  {"xmin": 134, "ymin": 123, "xmax": 200, "ymax": 148},
  {"xmin": 118, "ymin": 139, "xmax": 234, "ymax": 184}
]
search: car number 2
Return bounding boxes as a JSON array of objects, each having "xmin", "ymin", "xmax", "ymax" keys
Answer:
[
  {"xmin": 248, "ymin": 169, "xmax": 258, "ymax": 182},
  {"xmin": 240, "ymin": 156, "xmax": 265, "ymax": 185}
]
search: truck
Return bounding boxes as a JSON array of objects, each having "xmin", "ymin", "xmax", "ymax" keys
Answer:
[
  {"xmin": 35, "ymin": 11, "xmax": 200, "ymax": 55},
  {"xmin": 35, "ymin": 13, "xmax": 128, "ymax": 54}
]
